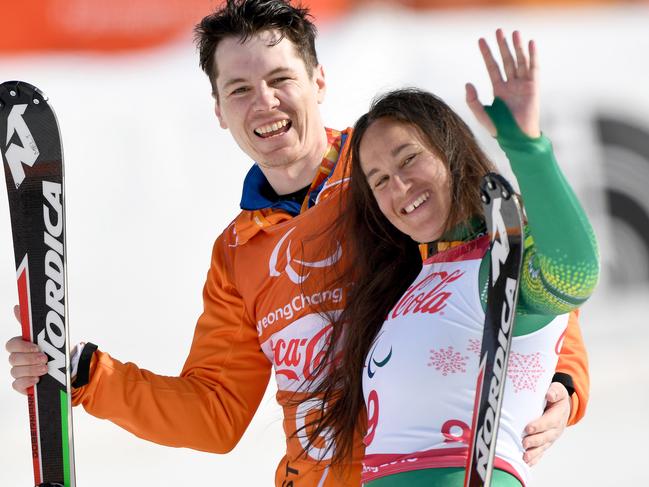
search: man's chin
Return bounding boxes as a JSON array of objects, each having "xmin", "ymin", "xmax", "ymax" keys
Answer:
[
  {"xmin": 255, "ymin": 148, "xmax": 299, "ymax": 170},
  {"xmin": 258, "ymin": 159, "xmax": 298, "ymax": 171}
]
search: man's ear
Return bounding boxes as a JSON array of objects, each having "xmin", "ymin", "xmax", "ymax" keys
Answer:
[
  {"xmin": 314, "ymin": 64, "xmax": 326, "ymax": 104},
  {"xmin": 214, "ymin": 99, "xmax": 228, "ymax": 129}
]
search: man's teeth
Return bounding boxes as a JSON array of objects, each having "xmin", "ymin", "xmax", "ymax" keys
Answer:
[
  {"xmin": 404, "ymin": 192, "xmax": 430, "ymax": 214},
  {"xmin": 255, "ymin": 119, "xmax": 289, "ymax": 135}
]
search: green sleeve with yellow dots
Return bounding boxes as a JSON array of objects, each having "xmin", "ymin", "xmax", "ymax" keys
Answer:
[{"xmin": 483, "ymin": 98, "xmax": 600, "ymax": 328}]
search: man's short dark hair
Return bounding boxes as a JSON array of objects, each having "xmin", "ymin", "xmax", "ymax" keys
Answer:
[{"xmin": 194, "ymin": 0, "xmax": 319, "ymax": 96}]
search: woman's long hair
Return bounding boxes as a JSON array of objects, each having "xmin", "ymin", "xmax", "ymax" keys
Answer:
[{"xmin": 301, "ymin": 88, "xmax": 496, "ymax": 466}]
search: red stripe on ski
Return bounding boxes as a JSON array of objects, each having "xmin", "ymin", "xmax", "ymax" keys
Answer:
[
  {"xmin": 27, "ymin": 393, "xmax": 41, "ymax": 484},
  {"xmin": 17, "ymin": 258, "xmax": 31, "ymax": 341},
  {"xmin": 464, "ymin": 358, "xmax": 486, "ymax": 487},
  {"xmin": 16, "ymin": 256, "xmax": 42, "ymax": 485}
]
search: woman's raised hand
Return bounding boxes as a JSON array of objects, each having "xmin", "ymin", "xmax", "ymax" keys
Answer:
[{"xmin": 466, "ymin": 29, "xmax": 540, "ymax": 138}]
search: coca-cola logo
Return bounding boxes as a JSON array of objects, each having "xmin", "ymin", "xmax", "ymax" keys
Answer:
[
  {"xmin": 271, "ymin": 323, "xmax": 336, "ymax": 383},
  {"xmin": 390, "ymin": 269, "xmax": 465, "ymax": 320}
]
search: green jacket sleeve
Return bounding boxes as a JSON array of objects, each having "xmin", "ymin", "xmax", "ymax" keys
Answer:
[{"xmin": 485, "ymin": 98, "xmax": 600, "ymax": 316}]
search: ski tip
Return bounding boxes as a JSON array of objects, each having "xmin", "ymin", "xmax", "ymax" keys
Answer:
[
  {"xmin": 480, "ymin": 172, "xmax": 516, "ymax": 205},
  {"xmin": 0, "ymin": 81, "xmax": 49, "ymax": 109}
]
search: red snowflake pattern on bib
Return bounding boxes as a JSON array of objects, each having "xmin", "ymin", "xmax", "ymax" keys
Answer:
[
  {"xmin": 507, "ymin": 352, "xmax": 546, "ymax": 392},
  {"xmin": 427, "ymin": 346, "xmax": 469, "ymax": 376},
  {"xmin": 467, "ymin": 338, "xmax": 481, "ymax": 356}
]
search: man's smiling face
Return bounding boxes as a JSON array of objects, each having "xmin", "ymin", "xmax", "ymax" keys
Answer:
[{"xmin": 213, "ymin": 30, "xmax": 326, "ymax": 175}]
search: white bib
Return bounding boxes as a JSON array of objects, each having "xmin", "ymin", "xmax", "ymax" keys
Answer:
[{"xmin": 361, "ymin": 237, "xmax": 568, "ymax": 485}]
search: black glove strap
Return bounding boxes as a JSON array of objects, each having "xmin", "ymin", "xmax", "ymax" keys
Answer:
[
  {"xmin": 552, "ymin": 372, "xmax": 575, "ymax": 397},
  {"xmin": 72, "ymin": 342, "xmax": 98, "ymax": 388}
]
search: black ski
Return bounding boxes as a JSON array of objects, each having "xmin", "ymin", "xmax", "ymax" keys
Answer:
[
  {"xmin": 1, "ymin": 81, "xmax": 75, "ymax": 487},
  {"xmin": 464, "ymin": 173, "xmax": 524, "ymax": 487}
]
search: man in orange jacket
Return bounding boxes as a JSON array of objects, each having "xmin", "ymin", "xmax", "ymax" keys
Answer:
[{"xmin": 6, "ymin": 0, "xmax": 588, "ymax": 485}]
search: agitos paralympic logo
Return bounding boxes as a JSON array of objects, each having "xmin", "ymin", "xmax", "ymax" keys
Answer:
[{"xmin": 269, "ymin": 227, "xmax": 342, "ymax": 284}]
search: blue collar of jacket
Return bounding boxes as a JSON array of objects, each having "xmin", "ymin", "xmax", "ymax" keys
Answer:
[
  {"xmin": 239, "ymin": 164, "xmax": 303, "ymax": 215},
  {"xmin": 239, "ymin": 133, "xmax": 347, "ymax": 216}
]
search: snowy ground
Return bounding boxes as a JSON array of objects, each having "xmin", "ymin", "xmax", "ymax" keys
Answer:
[{"xmin": 1, "ymin": 5, "xmax": 648, "ymax": 485}]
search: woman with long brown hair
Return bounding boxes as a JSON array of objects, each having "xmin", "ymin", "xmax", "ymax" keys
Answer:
[{"xmin": 305, "ymin": 30, "xmax": 600, "ymax": 486}]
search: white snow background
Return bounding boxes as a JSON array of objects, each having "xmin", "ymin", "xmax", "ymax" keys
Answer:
[{"xmin": 1, "ymin": 5, "xmax": 648, "ymax": 486}]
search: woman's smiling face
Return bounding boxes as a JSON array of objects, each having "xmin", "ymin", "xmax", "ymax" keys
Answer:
[{"xmin": 359, "ymin": 118, "xmax": 452, "ymax": 243}]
